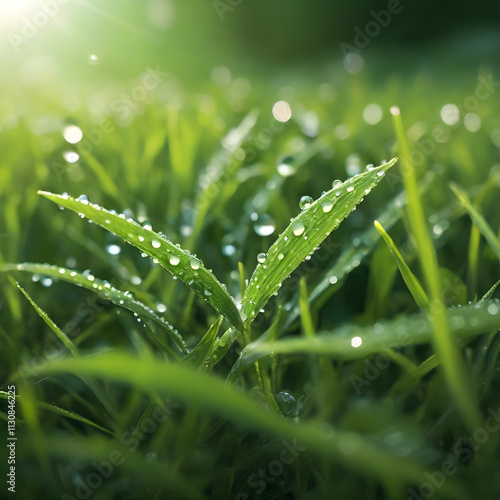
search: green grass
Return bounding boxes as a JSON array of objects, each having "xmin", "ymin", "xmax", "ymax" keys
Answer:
[{"xmin": 1, "ymin": 62, "xmax": 500, "ymax": 500}]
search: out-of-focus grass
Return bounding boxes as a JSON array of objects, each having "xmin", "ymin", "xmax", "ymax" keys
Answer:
[{"xmin": 1, "ymin": 50, "xmax": 500, "ymax": 500}]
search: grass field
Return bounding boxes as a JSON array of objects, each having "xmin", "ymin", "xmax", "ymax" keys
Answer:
[{"xmin": 1, "ymin": 7, "xmax": 500, "ymax": 498}]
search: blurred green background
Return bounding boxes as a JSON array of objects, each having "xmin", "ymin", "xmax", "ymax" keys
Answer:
[{"xmin": 1, "ymin": 0, "xmax": 499, "ymax": 92}]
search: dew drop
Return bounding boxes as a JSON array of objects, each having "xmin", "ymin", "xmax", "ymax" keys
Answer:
[
  {"xmin": 152, "ymin": 239, "xmax": 161, "ymax": 249},
  {"xmin": 190, "ymin": 258, "xmax": 201, "ymax": 270},
  {"xmin": 142, "ymin": 221, "xmax": 153, "ymax": 230},
  {"xmin": 347, "ymin": 186, "xmax": 354, "ymax": 193},
  {"xmin": 291, "ymin": 220, "xmax": 305, "ymax": 236},
  {"xmin": 77, "ymin": 194, "xmax": 89, "ymax": 204},
  {"xmin": 106, "ymin": 244, "xmax": 121, "ymax": 255},
  {"xmin": 321, "ymin": 200, "xmax": 334, "ymax": 213},
  {"xmin": 253, "ymin": 214, "xmax": 276, "ymax": 237},
  {"xmin": 278, "ymin": 253, "xmax": 284, "ymax": 260},
  {"xmin": 275, "ymin": 391, "xmax": 296, "ymax": 416},
  {"xmin": 329, "ymin": 275, "xmax": 338, "ymax": 284},
  {"xmin": 277, "ymin": 162, "xmax": 295, "ymax": 177},
  {"xmin": 41, "ymin": 277, "xmax": 53, "ymax": 287},
  {"xmin": 257, "ymin": 253, "xmax": 267, "ymax": 264},
  {"xmin": 299, "ymin": 196, "xmax": 314, "ymax": 210},
  {"xmin": 222, "ymin": 244, "xmax": 236, "ymax": 256},
  {"xmin": 351, "ymin": 336, "xmax": 362, "ymax": 348},
  {"xmin": 156, "ymin": 303, "xmax": 167, "ymax": 313},
  {"xmin": 169, "ymin": 254, "xmax": 180, "ymax": 266},
  {"xmin": 332, "ymin": 180, "xmax": 342, "ymax": 189}
]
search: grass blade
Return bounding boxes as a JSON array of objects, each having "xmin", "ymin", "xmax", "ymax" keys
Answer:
[
  {"xmin": 374, "ymin": 220, "xmax": 429, "ymax": 309},
  {"xmin": 450, "ymin": 182, "xmax": 500, "ymax": 264},
  {"xmin": 12, "ymin": 278, "xmax": 79, "ymax": 357},
  {"xmin": 31, "ymin": 351, "xmax": 430, "ymax": 487},
  {"xmin": 391, "ymin": 107, "xmax": 481, "ymax": 429},
  {"xmin": 242, "ymin": 300, "xmax": 500, "ymax": 360},
  {"xmin": 37, "ymin": 191, "xmax": 243, "ymax": 332},
  {"xmin": 182, "ymin": 316, "xmax": 223, "ymax": 369},
  {"xmin": 2, "ymin": 262, "xmax": 188, "ymax": 355},
  {"xmin": 242, "ymin": 158, "xmax": 398, "ymax": 324},
  {"xmin": 191, "ymin": 110, "xmax": 259, "ymax": 240},
  {"xmin": 0, "ymin": 391, "xmax": 116, "ymax": 437}
]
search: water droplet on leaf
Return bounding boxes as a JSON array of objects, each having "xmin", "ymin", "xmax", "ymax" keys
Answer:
[
  {"xmin": 299, "ymin": 196, "xmax": 314, "ymax": 210},
  {"xmin": 291, "ymin": 220, "xmax": 305, "ymax": 236}
]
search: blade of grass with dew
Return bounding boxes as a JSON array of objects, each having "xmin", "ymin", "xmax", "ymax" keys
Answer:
[
  {"xmin": 2, "ymin": 262, "xmax": 188, "ymax": 355},
  {"xmin": 391, "ymin": 107, "xmax": 481, "ymax": 429},
  {"xmin": 0, "ymin": 391, "xmax": 116, "ymax": 437},
  {"xmin": 242, "ymin": 158, "xmax": 398, "ymax": 325},
  {"xmin": 182, "ymin": 316, "xmax": 223, "ymax": 369},
  {"xmin": 284, "ymin": 172, "xmax": 434, "ymax": 331},
  {"xmin": 450, "ymin": 182, "xmax": 500, "ymax": 264},
  {"xmin": 240, "ymin": 300, "xmax": 500, "ymax": 362},
  {"xmin": 37, "ymin": 192, "xmax": 244, "ymax": 332},
  {"xmin": 374, "ymin": 220, "xmax": 429, "ymax": 309},
  {"xmin": 33, "ymin": 351, "xmax": 435, "ymax": 489}
]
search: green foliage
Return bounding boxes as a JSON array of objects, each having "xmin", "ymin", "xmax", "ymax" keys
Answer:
[{"xmin": 1, "ymin": 63, "xmax": 500, "ymax": 500}]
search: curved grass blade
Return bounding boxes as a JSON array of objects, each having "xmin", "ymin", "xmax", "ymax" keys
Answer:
[
  {"xmin": 450, "ymin": 182, "xmax": 500, "ymax": 264},
  {"xmin": 12, "ymin": 278, "xmax": 79, "ymax": 357},
  {"xmin": 289, "ymin": 171, "xmax": 435, "ymax": 324},
  {"xmin": 240, "ymin": 300, "xmax": 500, "ymax": 363},
  {"xmin": 32, "ymin": 351, "xmax": 431, "ymax": 488},
  {"xmin": 37, "ymin": 192, "xmax": 243, "ymax": 332},
  {"xmin": 242, "ymin": 158, "xmax": 398, "ymax": 324},
  {"xmin": 2, "ymin": 262, "xmax": 188, "ymax": 355},
  {"xmin": 374, "ymin": 220, "xmax": 429, "ymax": 309},
  {"xmin": 0, "ymin": 391, "xmax": 116, "ymax": 437},
  {"xmin": 392, "ymin": 109, "xmax": 481, "ymax": 429}
]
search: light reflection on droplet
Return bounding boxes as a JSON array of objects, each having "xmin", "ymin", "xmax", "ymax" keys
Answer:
[
  {"xmin": 63, "ymin": 125, "xmax": 83, "ymax": 144},
  {"xmin": 272, "ymin": 100, "xmax": 292, "ymax": 123},
  {"xmin": 351, "ymin": 336, "xmax": 362, "ymax": 348},
  {"xmin": 63, "ymin": 151, "xmax": 79, "ymax": 163},
  {"xmin": 106, "ymin": 244, "xmax": 121, "ymax": 255}
]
